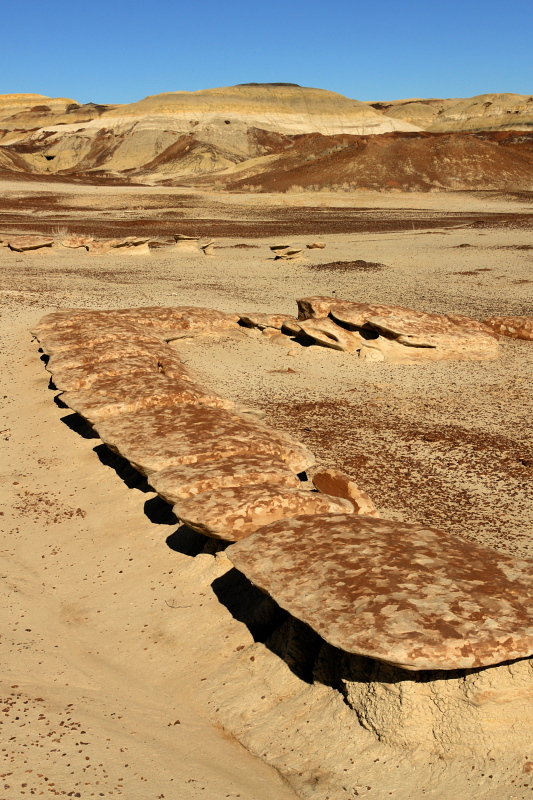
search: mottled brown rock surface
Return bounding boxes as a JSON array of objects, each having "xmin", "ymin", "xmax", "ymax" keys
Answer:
[
  {"xmin": 312, "ymin": 468, "xmax": 379, "ymax": 516},
  {"xmin": 148, "ymin": 454, "xmax": 301, "ymax": 503},
  {"xmin": 228, "ymin": 514, "xmax": 533, "ymax": 670},
  {"xmin": 50, "ymin": 356, "xmax": 169, "ymax": 391},
  {"xmin": 483, "ymin": 315, "xmax": 533, "ymax": 341},
  {"xmin": 45, "ymin": 340, "xmax": 173, "ymax": 372},
  {"xmin": 37, "ymin": 324, "xmax": 163, "ymax": 356},
  {"xmin": 7, "ymin": 235, "xmax": 54, "ymax": 251},
  {"xmin": 174, "ymin": 485, "xmax": 352, "ymax": 541},
  {"xmin": 62, "ymin": 374, "xmax": 233, "ymax": 423},
  {"xmin": 94, "ymin": 405, "xmax": 312, "ymax": 475}
]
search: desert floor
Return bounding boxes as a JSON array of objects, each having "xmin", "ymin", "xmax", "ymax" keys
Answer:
[{"xmin": 1, "ymin": 181, "xmax": 532, "ymax": 799}]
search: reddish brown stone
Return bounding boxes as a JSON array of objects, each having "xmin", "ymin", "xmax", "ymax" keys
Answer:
[
  {"xmin": 174, "ymin": 485, "xmax": 352, "ymax": 541},
  {"xmin": 148, "ymin": 454, "xmax": 301, "ymax": 503},
  {"xmin": 483, "ymin": 316, "xmax": 533, "ymax": 341},
  {"xmin": 228, "ymin": 514, "xmax": 533, "ymax": 670}
]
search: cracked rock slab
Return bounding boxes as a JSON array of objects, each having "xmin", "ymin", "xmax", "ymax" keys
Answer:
[
  {"xmin": 173, "ymin": 485, "xmax": 352, "ymax": 541},
  {"xmin": 50, "ymin": 354, "xmax": 193, "ymax": 392},
  {"xmin": 62, "ymin": 374, "xmax": 233, "ymax": 424},
  {"xmin": 148, "ymin": 454, "xmax": 301, "ymax": 503},
  {"xmin": 227, "ymin": 514, "xmax": 533, "ymax": 670},
  {"xmin": 94, "ymin": 405, "xmax": 313, "ymax": 476}
]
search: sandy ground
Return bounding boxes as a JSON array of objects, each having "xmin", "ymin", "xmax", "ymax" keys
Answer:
[{"xmin": 1, "ymin": 182, "xmax": 532, "ymax": 799}]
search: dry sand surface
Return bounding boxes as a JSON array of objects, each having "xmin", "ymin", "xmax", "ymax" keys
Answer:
[{"xmin": 1, "ymin": 181, "xmax": 533, "ymax": 799}]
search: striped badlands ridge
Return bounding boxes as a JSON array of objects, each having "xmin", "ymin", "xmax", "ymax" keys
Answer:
[{"xmin": 32, "ymin": 304, "xmax": 533, "ymax": 672}]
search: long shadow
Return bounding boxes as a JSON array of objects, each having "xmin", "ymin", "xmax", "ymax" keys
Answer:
[
  {"xmin": 93, "ymin": 443, "xmax": 152, "ymax": 492},
  {"xmin": 211, "ymin": 566, "xmax": 323, "ymax": 683},
  {"xmin": 60, "ymin": 411, "xmax": 100, "ymax": 440},
  {"xmin": 144, "ymin": 495, "xmax": 179, "ymax": 525},
  {"xmin": 166, "ymin": 525, "xmax": 212, "ymax": 557}
]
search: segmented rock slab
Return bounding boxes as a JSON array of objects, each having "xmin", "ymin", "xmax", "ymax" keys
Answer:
[
  {"xmin": 148, "ymin": 454, "xmax": 301, "ymax": 503},
  {"xmin": 228, "ymin": 514, "xmax": 533, "ymax": 670},
  {"xmin": 94, "ymin": 405, "xmax": 312, "ymax": 476},
  {"xmin": 50, "ymin": 355, "xmax": 193, "ymax": 392},
  {"xmin": 45, "ymin": 340, "xmax": 173, "ymax": 373},
  {"xmin": 483, "ymin": 315, "xmax": 533, "ymax": 341},
  {"xmin": 174, "ymin": 486, "xmax": 352, "ymax": 541},
  {"xmin": 62, "ymin": 374, "xmax": 233, "ymax": 423},
  {"xmin": 37, "ymin": 324, "xmax": 164, "ymax": 356}
]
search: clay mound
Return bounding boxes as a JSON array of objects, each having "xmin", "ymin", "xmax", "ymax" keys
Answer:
[
  {"xmin": 0, "ymin": 84, "xmax": 418, "ymax": 180},
  {"xmin": 227, "ymin": 514, "xmax": 533, "ymax": 670},
  {"xmin": 212, "ymin": 129, "xmax": 533, "ymax": 193},
  {"xmin": 100, "ymin": 84, "xmax": 419, "ymax": 136},
  {"xmin": 173, "ymin": 484, "xmax": 352, "ymax": 541},
  {"xmin": 483, "ymin": 315, "xmax": 533, "ymax": 340},
  {"xmin": 148, "ymin": 454, "xmax": 301, "ymax": 504}
]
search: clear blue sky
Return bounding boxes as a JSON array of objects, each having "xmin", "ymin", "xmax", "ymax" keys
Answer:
[{"xmin": 1, "ymin": 0, "xmax": 531, "ymax": 104}]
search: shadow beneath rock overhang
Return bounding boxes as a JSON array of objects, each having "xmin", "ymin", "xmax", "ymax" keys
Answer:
[
  {"xmin": 144, "ymin": 495, "xmax": 179, "ymax": 525},
  {"xmin": 61, "ymin": 411, "xmax": 100, "ymax": 440},
  {"xmin": 93, "ymin": 442, "xmax": 152, "ymax": 492},
  {"xmin": 210, "ymin": 565, "xmax": 326, "ymax": 683},
  {"xmin": 166, "ymin": 524, "xmax": 212, "ymax": 557}
]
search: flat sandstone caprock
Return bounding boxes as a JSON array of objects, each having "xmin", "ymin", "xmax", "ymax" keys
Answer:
[
  {"xmin": 50, "ymin": 354, "xmax": 193, "ymax": 392},
  {"xmin": 62, "ymin": 374, "xmax": 233, "ymax": 424},
  {"xmin": 227, "ymin": 514, "xmax": 533, "ymax": 670},
  {"xmin": 93, "ymin": 405, "xmax": 313, "ymax": 475},
  {"xmin": 173, "ymin": 485, "xmax": 352, "ymax": 541},
  {"xmin": 483, "ymin": 315, "xmax": 533, "ymax": 341},
  {"xmin": 148, "ymin": 454, "xmax": 301, "ymax": 503},
  {"xmin": 45, "ymin": 340, "xmax": 182, "ymax": 373}
]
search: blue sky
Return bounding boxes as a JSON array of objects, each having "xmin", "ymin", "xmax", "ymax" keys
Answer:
[{"xmin": 1, "ymin": 0, "xmax": 531, "ymax": 104}]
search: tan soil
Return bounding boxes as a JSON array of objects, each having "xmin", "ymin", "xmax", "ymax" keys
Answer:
[{"xmin": 1, "ymin": 180, "xmax": 532, "ymax": 799}]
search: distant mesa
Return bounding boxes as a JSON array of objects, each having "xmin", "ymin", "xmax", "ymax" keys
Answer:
[{"xmin": 236, "ymin": 82, "xmax": 302, "ymax": 87}]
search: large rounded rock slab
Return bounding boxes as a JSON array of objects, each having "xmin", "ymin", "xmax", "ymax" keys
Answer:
[{"xmin": 227, "ymin": 514, "xmax": 533, "ymax": 671}]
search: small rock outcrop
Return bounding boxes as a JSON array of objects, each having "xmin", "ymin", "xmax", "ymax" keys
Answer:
[
  {"xmin": 295, "ymin": 296, "xmax": 499, "ymax": 362},
  {"xmin": 7, "ymin": 235, "xmax": 53, "ymax": 251},
  {"xmin": 173, "ymin": 234, "xmax": 200, "ymax": 252},
  {"xmin": 312, "ymin": 468, "xmax": 379, "ymax": 516}
]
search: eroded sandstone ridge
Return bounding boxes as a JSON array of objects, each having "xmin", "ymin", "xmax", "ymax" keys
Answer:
[{"xmin": 32, "ymin": 302, "xmax": 533, "ymax": 793}]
